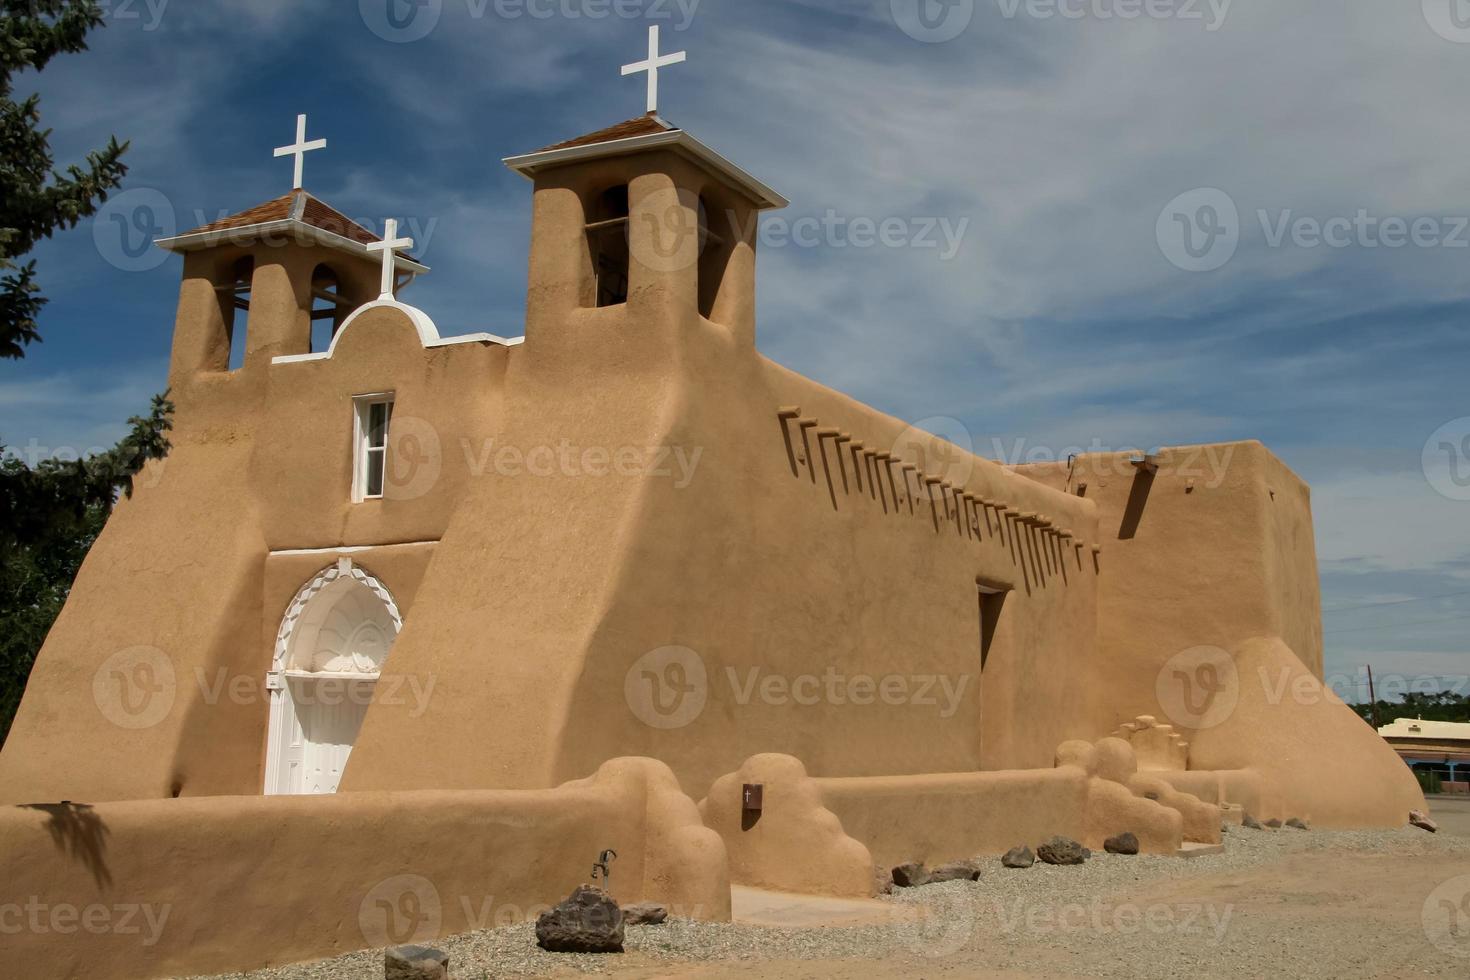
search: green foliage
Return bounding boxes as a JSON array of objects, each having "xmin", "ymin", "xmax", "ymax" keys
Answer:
[
  {"xmin": 1351, "ymin": 691, "xmax": 1470, "ymax": 727},
  {"xmin": 1, "ymin": 0, "xmax": 129, "ymax": 358},
  {"xmin": 0, "ymin": 394, "xmax": 174, "ymax": 743},
  {"xmin": 0, "ymin": 2, "xmax": 153, "ymax": 743},
  {"xmin": 1416, "ymin": 769, "xmax": 1444, "ymax": 796}
]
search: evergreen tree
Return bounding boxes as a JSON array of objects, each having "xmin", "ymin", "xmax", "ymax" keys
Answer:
[{"xmin": 0, "ymin": 2, "xmax": 170, "ymax": 743}]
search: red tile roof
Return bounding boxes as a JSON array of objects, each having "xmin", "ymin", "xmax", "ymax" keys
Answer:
[
  {"xmin": 536, "ymin": 114, "xmax": 677, "ymax": 153},
  {"xmin": 179, "ymin": 190, "xmax": 379, "ymax": 246}
]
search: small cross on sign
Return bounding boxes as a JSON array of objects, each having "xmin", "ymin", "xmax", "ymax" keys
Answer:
[
  {"xmin": 274, "ymin": 114, "xmax": 327, "ymax": 191},
  {"xmin": 621, "ymin": 25, "xmax": 686, "ymax": 115},
  {"xmin": 366, "ymin": 219, "xmax": 414, "ymax": 300}
]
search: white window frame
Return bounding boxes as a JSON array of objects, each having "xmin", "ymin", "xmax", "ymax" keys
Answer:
[{"xmin": 352, "ymin": 393, "xmax": 394, "ymax": 503}]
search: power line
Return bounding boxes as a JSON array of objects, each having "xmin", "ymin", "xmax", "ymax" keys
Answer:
[{"xmin": 1323, "ymin": 588, "xmax": 1470, "ymax": 614}]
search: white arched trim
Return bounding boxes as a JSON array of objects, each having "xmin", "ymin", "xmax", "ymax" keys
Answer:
[
  {"xmin": 271, "ymin": 298, "xmax": 523, "ymax": 365},
  {"xmin": 270, "ymin": 557, "xmax": 402, "ymax": 675},
  {"xmin": 263, "ymin": 557, "xmax": 405, "ymax": 796}
]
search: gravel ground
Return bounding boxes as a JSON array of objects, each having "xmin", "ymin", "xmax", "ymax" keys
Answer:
[{"xmin": 181, "ymin": 826, "xmax": 1470, "ymax": 980}]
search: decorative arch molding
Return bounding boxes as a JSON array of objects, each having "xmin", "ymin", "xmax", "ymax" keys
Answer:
[
  {"xmin": 263, "ymin": 557, "xmax": 405, "ymax": 796},
  {"xmin": 271, "ymin": 556, "xmax": 403, "ymax": 676}
]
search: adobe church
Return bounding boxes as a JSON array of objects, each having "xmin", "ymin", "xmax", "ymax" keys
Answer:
[{"xmin": 0, "ymin": 29, "xmax": 1424, "ymax": 980}]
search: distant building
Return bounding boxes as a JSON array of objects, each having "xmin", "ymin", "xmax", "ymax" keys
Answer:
[{"xmin": 1380, "ymin": 718, "xmax": 1470, "ymax": 791}]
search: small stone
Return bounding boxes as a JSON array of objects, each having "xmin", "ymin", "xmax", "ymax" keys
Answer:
[
  {"xmin": 1001, "ymin": 845, "xmax": 1035, "ymax": 869},
  {"xmin": 1264, "ymin": 818, "xmax": 1283, "ymax": 829},
  {"xmin": 891, "ymin": 862, "xmax": 930, "ymax": 888},
  {"xmin": 927, "ymin": 859, "xmax": 982, "ymax": 883},
  {"xmin": 1285, "ymin": 817, "xmax": 1309, "ymax": 830},
  {"xmin": 621, "ymin": 903, "xmax": 668, "ymax": 926},
  {"xmin": 535, "ymin": 885, "xmax": 624, "ymax": 954},
  {"xmin": 1410, "ymin": 810, "xmax": 1439, "ymax": 833},
  {"xmin": 385, "ymin": 945, "xmax": 448, "ymax": 980},
  {"xmin": 1104, "ymin": 832, "xmax": 1140, "ymax": 855},
  {"xmin": 1242, "ymin": 813, "xmax": 1264, "ymax": 830},
  {"xmin": 1037, "ymin": 836, "xmax": 1089, "ymax": 866}
]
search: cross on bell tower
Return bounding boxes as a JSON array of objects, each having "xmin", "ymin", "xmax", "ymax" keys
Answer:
[
  {"xmin": 273, "ymin": 113, "xmax": 327, "ymax": 190},
  {"xmin": 621, "ymin": 25, "xmax": 686, "ymax": 115}
]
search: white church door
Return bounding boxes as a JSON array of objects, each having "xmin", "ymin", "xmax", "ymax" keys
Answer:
[{"xmin": 265, "ymin": 561, "xmax": 402, "ymax": 796}]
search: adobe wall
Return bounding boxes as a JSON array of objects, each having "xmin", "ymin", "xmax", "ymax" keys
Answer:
[
  {"xmin": 1013, "ymin": 444, "xmax": 1424, "ymax": 826},
  {"xmin": 341, "ymin": 298, "xmax": 1106, "ymax": 794},
  {"xmin": 0, "ymin": 758, "xmax": 727, "ymax": 980}
]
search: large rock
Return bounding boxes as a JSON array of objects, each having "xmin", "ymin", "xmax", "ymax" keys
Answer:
[
  {"xmin": 1285, "ymin": 817, "xmax": 1309, "ymax": 830},
  {"xmin": 927, "ymin": 859, "xmax": 982, "ymax": 883},
  {"xmin": 1104, "ymin": 832, "xmax": 1140, "ymax": 855},
  {"xmin": 621, "ymin": 903, "xmax": 668, "ymax": 926},
  {"xmin": 535, "ymin": 886, "xmax": 625, "ymax": 954},
  {"xmin": 1411, "ymin": 810, "xmax": 1439, "ymax": 833},
  {"xmin": 385, "ymin": 946, "xmax": 448, "ymax": 980},
  {"xmin": 1001, "ymin": 845, "xmax": 1035, "ymax": 869},
  {"xmin": 891, "ymin": 862, "xmax": 930, "ymax": 888},
  {"xmin": 1037, "ymin": 837, "xmax": 1089, "ymax": 866},
  {"xmin": 1264, "ymin": 818, "xmax": 1283, "ymax": 829},
  {"xmin": 1242, "ymin": 813, "xmax": 1264, "ymax": 830}
]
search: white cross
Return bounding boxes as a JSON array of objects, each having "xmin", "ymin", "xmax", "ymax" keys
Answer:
[
  {"xmin": 621, "ymin": 25, "xmax": 686, "ymax": 115},
  {"xmin": 366, "ymin": 219, "xmax": 414, "ymax": 299},
  {"xmin": 273, "ymin": 114, "xmax": 327, "ymax": 190}
]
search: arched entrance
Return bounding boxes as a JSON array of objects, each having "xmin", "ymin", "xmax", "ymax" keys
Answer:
[{"xmin": 264, "ymin": 559, "xmax": 402, "ymax": 795}]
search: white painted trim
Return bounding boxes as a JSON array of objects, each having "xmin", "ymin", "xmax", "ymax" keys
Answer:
[
  {"xmin": 268, "ymin": 540, "xmax": 440, "ymax": 557},
  {"xmin": 502, "ymin": 129, "xmax": 789, "ymax": 211},
  {"xmin": 270, "ymin": 299, "xmax": 523, "ymax": 364},
  {"xmin": 154, "ymin": 219, "xmax": 430, "ymax": 275}
]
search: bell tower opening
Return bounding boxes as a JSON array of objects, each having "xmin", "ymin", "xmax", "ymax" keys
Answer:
[{"xmin": 588, "ymin": 184, "xmax": 631, "ymax": 308}]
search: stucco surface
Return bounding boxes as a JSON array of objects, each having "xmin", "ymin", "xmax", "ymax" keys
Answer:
[{"xmin": 0, "ymin": 758, "xmax": 726, "ymax": 980}]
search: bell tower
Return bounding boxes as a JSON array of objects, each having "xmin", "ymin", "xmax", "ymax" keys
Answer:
[{"xmin": 502, "ymin": 29, "xmax": 787, "ymax": 352}]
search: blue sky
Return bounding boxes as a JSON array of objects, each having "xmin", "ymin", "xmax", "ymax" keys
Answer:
[{"xmin": 3, "ymin": 0, "xmax": 1468, "ymax": 699}]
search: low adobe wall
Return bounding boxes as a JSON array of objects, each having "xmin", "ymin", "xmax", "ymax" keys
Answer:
[
  {"xmin": 0, "ymin": 758, "xmax": 727, "ymax": 980},
  {"xmin": 699, "ymin": 748, "xmax": 1218, "ymax": 896}
]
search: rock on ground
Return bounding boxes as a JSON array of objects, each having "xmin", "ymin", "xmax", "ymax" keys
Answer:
[
  {"xmin": 384, "ymin": 946, "xmax": 447, "ymax": 980},
  {"xmin": 927, "ymin": 860, "xmax": 982, "ymax": 883},
  {"xmin": 1037, "ymin": 837, "xmax": 1090, "ymax": 865},
  {"xmin": 622, "ymin": 903, "xmax": 668, "ymax": 927},
  {"xmin": 535, "ymin": 886, "xmax": 625, "ymax": 954},
  {"xmin": 1104, "ymin": 832, "xmax": 1140, "ymax": 855},
  {"xmin": 1001, "ymin": 845, "xmax": 1035, "ymax": 869},
  {"xmin": 890, "ymin": 862, "xmax": 930, "ymax": 888},
  {"xmin": 1411, "ymin": 810, "xmax": 1439, "ymax": 833}
]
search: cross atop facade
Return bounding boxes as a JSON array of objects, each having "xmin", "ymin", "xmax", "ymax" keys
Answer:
[
  {"xmin": 273, "ymin": 114, "xmax": 327, "ymax": 190},
  {"xmin": 621, "ymin": 25, "xmax": 686, "ymax": 115},
  {"xmin": 366, "ymin": 219, "xmax": 414, "ymax": 300}
]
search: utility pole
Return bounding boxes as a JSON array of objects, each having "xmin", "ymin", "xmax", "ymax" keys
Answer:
[{"xmin": 1367, "ymin": 665, "xmax": 1380, "ymax": 730}]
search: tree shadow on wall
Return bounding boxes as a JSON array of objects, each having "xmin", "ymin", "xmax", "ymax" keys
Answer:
[{"xmin": 20, "ymin": 802, "xmax": 112, "ymax": 889}]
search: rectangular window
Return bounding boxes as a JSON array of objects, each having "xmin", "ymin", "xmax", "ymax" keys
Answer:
[{"xmin": 353, "ymin": 395, "xmax": 394, "ymax": 502}]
